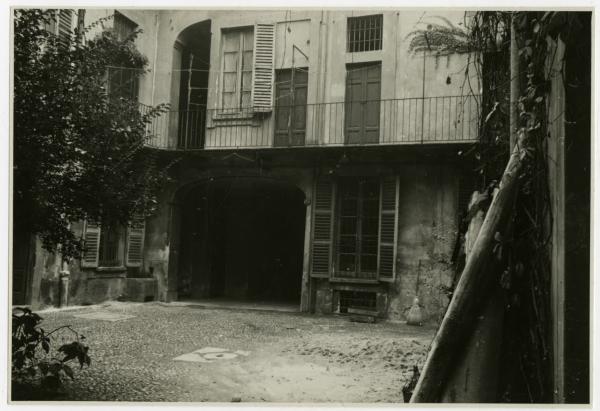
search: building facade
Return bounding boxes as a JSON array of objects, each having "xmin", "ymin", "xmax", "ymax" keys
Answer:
[{"xmin": 15, "ymin": 9, "xmax": 480, "ymax": 323}]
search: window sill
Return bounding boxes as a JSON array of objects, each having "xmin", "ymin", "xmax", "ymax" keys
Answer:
[
  {"xmin": 345, "ymin": 51, "xmax": 382, "ymax": 64},
  {"xmin": 90, "ymin": 266, "xmax": 128, "ymax": 278},
  {"xmin": 330, "ymin": 277, "xmax": 379, "ymax": 284},
  {"xmin": 209, "ymin": 108, "xmax": 271, "ymax": 128},
  {"xmin": 97, "ymin": 266, "xmax": 126, "ymax": 272}
]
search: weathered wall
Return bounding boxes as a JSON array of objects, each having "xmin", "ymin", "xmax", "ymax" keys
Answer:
[
  {"xmin": 311, "ymin": 162, "xmax": 459, "ymax": 322},
  {"xmin": 105, "ymin": 9, "xmax": 479, "ymax": 148},
  {"xmin": 389, "ymin": 163, "xmax": 458, "ymax": 322},
  {"xmin": 28, "ymin": 220, "xmax": 128, "ymax": 309}
]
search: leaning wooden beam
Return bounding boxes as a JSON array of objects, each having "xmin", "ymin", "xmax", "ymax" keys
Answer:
[{"xmin": 410, "ymin": 131, "xmax": 529, "ymax": 403}]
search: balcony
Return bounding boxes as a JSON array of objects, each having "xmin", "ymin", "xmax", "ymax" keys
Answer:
[{"xmin": 144, "ymin": 95, "xmax": 479, "ymax": 150}]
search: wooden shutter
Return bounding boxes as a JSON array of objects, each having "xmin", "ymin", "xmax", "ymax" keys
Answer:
[
  {"xmin": 274, "ymin": 70, "xmax": 292, "ymax": 146},
  {"xmin": 252, "ymin": 23, "xmax": 275, "ymax": 112},
  {"xmin": 81, "ymin": 220, "xmax": 101, "ymax": 268},
  {"xmin": 378, "ymin": 177, "xmax": 399, "ymax": 281},
  {"xmin": 345, "ymin": 63, "xmax": 381, "ymax": 144},
  {"xmin": 57, "ymin": 9, "xmax": 73, "ymax": 48},
  {"xmin": 126, "ymin": 217, "xmax": 146, "ymax": 267},
  {"xmin": 274, "ymin": 69, "xmax": 308, "ymax": 147},
  {"xmin": 310, "ymin": 179, "xmax": 335, "ymax": 277}
]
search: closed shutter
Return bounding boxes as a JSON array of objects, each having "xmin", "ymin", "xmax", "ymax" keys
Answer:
[
  {"xmin": 126, "ymin": 217, "xmax": 146, "ymax": 267},
  {"xmin": 81, "ymin": 220, "xmax": 101, "ymax": 268},
  {"xmin": 378, "ymin": 177, "xmax": 399, "ymax": 281},
  {"xmin": 310, "ymin": 179, "xmax": 335, "ymax": 277},
  {"xmin": 57, "ymin": 9, "xmax": 73, "ymax": 48},
  {"xmin": 252, "ymin": 23, "xmax": 275, "ymax": 112},
  {"xmin": 274, "ymin": 68, "xmax": 308, "ymax": 147},
  {"xmin": 345, "ymin": 63, "xmax": 381, "ymax": 144}
]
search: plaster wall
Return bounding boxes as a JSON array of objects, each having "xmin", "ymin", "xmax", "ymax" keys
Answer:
[{"xmin": 99, "ymin": 9, "xmax": 478, "ymax": 148}]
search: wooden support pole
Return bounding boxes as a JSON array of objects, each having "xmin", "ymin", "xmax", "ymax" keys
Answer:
[{"xmin": 410, "ymin": 131, "xmax": 528, "ymax": 403}]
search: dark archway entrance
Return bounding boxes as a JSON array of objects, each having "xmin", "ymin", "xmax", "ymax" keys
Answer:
[{"xmin": 177, "ymin": 177, "xmax": 306, "ymax": 305}]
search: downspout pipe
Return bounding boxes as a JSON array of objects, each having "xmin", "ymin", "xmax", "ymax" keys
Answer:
[{"xmin": 58, "ymin": 223, "xmax": 71, "ymax": 308}]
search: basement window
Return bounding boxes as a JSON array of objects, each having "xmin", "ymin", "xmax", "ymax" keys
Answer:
[
  {"xmin": 338, "ymin": 290, "xmax": 377, "ymax": 313},
  {"xmin": 347, "ymin": 14, "xmax": 383, "ymax": 53}
]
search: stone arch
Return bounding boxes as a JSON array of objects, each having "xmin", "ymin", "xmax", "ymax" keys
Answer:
[{"xmin": 166, "ymin": 174, "xmax": 310, "ymax": 305}]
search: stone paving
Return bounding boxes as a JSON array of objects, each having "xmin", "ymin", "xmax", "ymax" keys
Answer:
[{"xmin": 27, "ymin": 301, "xmax": 436, "ymax": 403}]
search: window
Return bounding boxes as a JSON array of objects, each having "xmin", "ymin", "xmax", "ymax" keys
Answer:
[
  {"xmin": 107, "ymin": 12, "xmax": 140, "ymax": 101},
  {"xmin": 336, "ymin": 178, "xmax": 380, "ymax": 279},
  {"xmin": 274, "ymin": 68, "xmax": 308, "ymax": 146},
  {"xmin": 347, "ymin": 14, "xmax": 383, "ymax": 53},
  {"xmin": 107, "ymin": 66, "xmax": 140, "ymax": 101},
  {"xmin": 99, "ymin": 225, "xmax": 124, "ymax": 267},
  {"xmin": 221, "ymin": 28, "xmax": 254, "ymax": 110},
  {"xmin": 338, "ymin": 290, "xmax": 377, "ymax": 313},
  {"xmin": 81, "ymin": 219, "xmax": 146, "ymax": 270},
  {"xmin": 44, "ymin": 9, "xmax": 73, "ymax": 48},
  {"xmin": 113, "ymin": 11, "xmax": 137, "ymax": 41},
  {"xmin": 310, "ymin": 177, "xmax": 398, "ymax": 282}
]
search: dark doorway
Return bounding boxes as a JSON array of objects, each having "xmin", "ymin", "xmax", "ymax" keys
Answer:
[
  {"xmin": 178, "ymin": 177, "xmax": 306, "ymax": 305},
  {"xmin": 172, "ymin": 20, "xmax": 211, "ymax": 149}
]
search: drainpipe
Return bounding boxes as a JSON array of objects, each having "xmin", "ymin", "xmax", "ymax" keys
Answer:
[
  {"xmin": 421, "ymin": 27, "xmax": 431, "ymax": 144},
  {"xmin": 59, "ymin": 258, "xmax": 70, "ymax": 308},
  {"xmin": 151, "ymin": 12, "xmax": 159, "ymax": 106},
  {"xmin": 58, "ymin": 223, "xmax": 71, "ymax": 307}
]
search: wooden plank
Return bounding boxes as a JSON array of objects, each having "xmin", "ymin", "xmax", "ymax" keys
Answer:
[{"xmin": 410, "ymin": 130, "xmax": 530, "ymax": 402}]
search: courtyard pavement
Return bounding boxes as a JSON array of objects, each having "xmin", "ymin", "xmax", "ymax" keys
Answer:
[{"xmin": 24, "ymin": 301, "xmax": 435, "ymax": 403}]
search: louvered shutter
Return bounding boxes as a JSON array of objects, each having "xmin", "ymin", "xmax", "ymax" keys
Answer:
[
  {"xmin": 378, "ymin": 177, "xmax": 399, "ymax": 281},
  {"xmin": 81, "ymin": 220, "xmax": 101, "ymax": 267},
  {"xmin": 310, "ymin": 179, "xmax": 335, "ymax": 277},
  {"xmin": 126, "ymin": 217, "xmax": 146, "ymax": 267},
  {"xmin": 57, "ymin": 9, "xmax": 73, "ymax": 48},
  {"xmin": 251, "ymin": 23, "xmax": 275, "ymax": 112}
]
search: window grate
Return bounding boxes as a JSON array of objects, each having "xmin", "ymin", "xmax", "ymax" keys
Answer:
[
  {"xmin": 347, "ymin": 14, "xmax": 383, "ymax": 53},
  {"xmin": 99, "ymin": 225, "xmax": 122, "ymax": 267},
  {"xmin": 339, "ymin": 291, "xmax": 377, "ymax": 313}
]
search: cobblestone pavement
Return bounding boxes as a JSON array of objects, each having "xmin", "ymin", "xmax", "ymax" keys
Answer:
[{"xmin": 31, "ymin": 301, "xmax": 435, "ymax": 403}]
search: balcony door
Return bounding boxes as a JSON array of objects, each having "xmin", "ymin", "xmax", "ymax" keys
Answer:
[
  {"xmin": 274, "ymin": 68, "xmax": 308, "ymax": 147},
  {"xmin": 345, "ymin": 62, "xmax": 381, "ymax": 144}
]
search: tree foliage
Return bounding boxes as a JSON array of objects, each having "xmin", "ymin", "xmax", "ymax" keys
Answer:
[{"xmin": 13, "ymin": 9, "xmax": 171, "ymax": 259}]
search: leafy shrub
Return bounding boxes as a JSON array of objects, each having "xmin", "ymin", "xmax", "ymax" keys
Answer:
[{"xmin": 12, "ymin": 307, "xmax": 90, "ymax": 400}]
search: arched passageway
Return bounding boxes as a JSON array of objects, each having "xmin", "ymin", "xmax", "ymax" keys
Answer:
[{"xmin": 177, "ymin": 177, "xmax": 306, "ymax": 305}]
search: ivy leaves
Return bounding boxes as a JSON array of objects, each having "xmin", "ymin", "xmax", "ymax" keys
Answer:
[{"xmin": 12, "ymin": 307, "xmax": 91, "ymax": 398}]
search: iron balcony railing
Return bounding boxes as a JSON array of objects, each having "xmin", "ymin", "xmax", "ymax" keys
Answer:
[{"xmin": 144, "ymin": 95, "xmax": 480, "ymax": 150}]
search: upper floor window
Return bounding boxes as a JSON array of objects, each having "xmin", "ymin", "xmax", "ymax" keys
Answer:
[
  {"xmin": 107, "ymin": 66, "xmax": 140, "ymax": 101},
  {"xmin": 114, "ymin": 11, "xmax": 137, "ymax": 41},
  {"xmin": 221, "ymin": 27, "xmax": 254, "ymax": 110},
  {"xmin": 347, "ymin": 14, "xmax": 383, "ymax": 53},
  {"xmin": 44, "ymin": 9, "xmax": 73, "ymax": 48}
]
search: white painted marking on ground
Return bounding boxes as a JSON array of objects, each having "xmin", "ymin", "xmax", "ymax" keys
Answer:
[
  {"xmin": 73, "ymin": 312, "xmax": 135, "ymax": 321},
  {"xmin": 203, "ymin": 352, "xmax": 238, "ymax": 360},
  {"xmin": 195, "ymin": 347, "xmax": 228, "ymax": 354},
  {"xmin": 173, "ymin": 347, "xmax": 251, "ymax": 363},
  {"xmin": 234, "ymin": 350, "xmax": 250, "ymax": 356}
]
